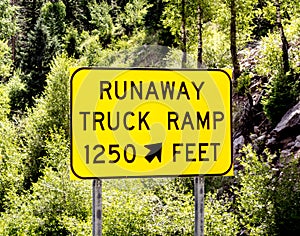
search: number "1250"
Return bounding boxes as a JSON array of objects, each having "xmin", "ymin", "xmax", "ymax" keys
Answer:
[{"xmin": 84, "ymin": 144, "xmax": 136, "ymax": 164}]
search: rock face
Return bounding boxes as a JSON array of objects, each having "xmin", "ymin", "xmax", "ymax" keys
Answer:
[
  {"xmin": 233, "ymin": 99, "xmax": 300, "ymax": 159},
  {"xmin": 266, "ymin": 101, "xmax": 300, "ymax": 156},
  {"xmin": 232, "ymin": 42, "xmax": 300, "ymax": 160},
  {"xmin": 272, "ymin": 101, "xmax": 300, "ymax": 138},
  {"xmin": 233, "ymin": 135, "xmax": 245, "ymax": 157}
]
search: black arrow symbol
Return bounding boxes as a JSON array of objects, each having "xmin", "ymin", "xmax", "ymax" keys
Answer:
[{"xmin": 144, "ymin": 143, "xmax": 162, "ymax": 163}]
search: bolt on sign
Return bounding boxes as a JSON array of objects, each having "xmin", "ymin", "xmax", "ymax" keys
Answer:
[{"xmin": 70, "ymin": 68, "xmax": 232, "ymax": 179}]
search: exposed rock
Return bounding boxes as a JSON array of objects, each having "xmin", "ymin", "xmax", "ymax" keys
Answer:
[
  {"xmin": 235, "ymin": 42, "xmax": 300, "ymax": 168},
  {"xmin": 233, "ymin": 135, "xmax": 245, "ymax": 157},
  {"xmin": 280, "ymin": 150, "xmax": 292, "ymax": 157},
  {"xmin": 286, "ymin": 141, "xmax": 295, "ymax": 148},
  {"xmin": 272, "ymin": 101, "xmax": 300, "ymax": 139},
  {"xmin": 257, "ymin": 135, "xmax": 266, "ymax": 142},
  {"xmin": 250, "ymin": 133, "xmax": 257, "ymax": 140},
  {"xmin": 266, "ymin": 101, "xmax": 300, "ymax": 154},
  {"xmin": 266, "ymin": 137, "xmax": 276, "ymax": 146}
]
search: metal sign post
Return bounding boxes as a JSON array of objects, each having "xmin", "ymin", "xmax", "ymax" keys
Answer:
[
  {"xmin": 194, "ymin": 175, "xmax": 204, "ymax": 236},
  {"xmin": 92, "ymin": 179, "xmax": 102, "ymax": 236}
]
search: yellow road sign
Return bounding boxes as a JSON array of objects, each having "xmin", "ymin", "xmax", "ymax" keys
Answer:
[{"xmin": 70, "ymin": 68, "xmax": 232, "ymax": 178}]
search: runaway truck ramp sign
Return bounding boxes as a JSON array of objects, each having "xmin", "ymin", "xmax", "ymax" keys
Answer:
[{"xmin": 70, "ymin": 68, "xmax": 232, "ymax": 179}]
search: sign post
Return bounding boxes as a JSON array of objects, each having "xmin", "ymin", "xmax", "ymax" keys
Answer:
[
  {"xmin": 194, "ymin": 175, "xmax": 205, "ymax": 236},
  {"xmin": 92, "ymin": 179, "xmax": 102, "ymax": 236}
]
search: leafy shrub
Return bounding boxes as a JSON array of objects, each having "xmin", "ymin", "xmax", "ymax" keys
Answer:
[
  {"xmin": 0, "ymin": 84, "xmax": 10, "ymax": 120},
  {"xmin": 272, "ymin": 157, "xmax": 300, "ymax": 235},
  {"xmin": 20, "ymin": 54, "xmax": 75, "ymax": 188},
  {"xmin": 255, "ymin": 33, "xmax": 282, "ymax": 77},
  {"xmin": 205, "ymin": 192, "xmax": 239, "ymax": 235},
  {"xmin": 0, "ymin": 85, "xmax": 25, "ymax": 213},
  {"xmin": 0, "ymin": 128, "xmax": 92, "ymax": 235},
  {"xmin": 0, "ymin": 40, "xmax": 13, "ymax": 81},
  {"xmin": 202, "ymin": 23, "xmax": 231, "ymax": 68},
  {"xmin": 262, "ymin": 72, "xmax": 299, "ymax": 124},
  {"xmin": 235, "ymin": 72, "xmax": 252, "ymax": 95},
  {"xmin": 102, "ymin": 178, "xmax": 194, "ymax": 235},
  {"xmin": 6, "ymin": 70, "xmax": 27, "ymax": 116},
  {"xmin": 233, "ymin": 146, "xmax": 276, "ymax": 235},
  {"xmin": 256, "ymin": 32, "xmax": 299, "ymax": 124}
]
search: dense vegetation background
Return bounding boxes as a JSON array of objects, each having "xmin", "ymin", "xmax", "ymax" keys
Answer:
[{"xmin": 0, "ymin": 0, "xmax": 299, "ymax": 235}]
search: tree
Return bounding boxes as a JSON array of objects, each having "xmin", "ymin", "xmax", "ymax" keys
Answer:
[
  {"xmin": 197, "ymin": 0, "xmax": 203, "ymax": 67},
  {"xmin": 230, "ymin": 0, "xmax": 240, "ymax": 79},
  {"xmin": 0, "ymin": 0, "xmax": 18, "ymax": 63},
  {"xmin": 88, "ymin": 0, "xmax": 114, "ymax": 46},
  {"xmin": 0, "ymin": 41, "xmax": 13, "ymax": 82},
  {"xmin": 181, "ymin": 0, "xmax": 187, "ymax": 68},
  {"xmin": 144, "ymin": 0, "xmax": 175, "ymax": 46},
  {"xmin": 62, "ymin": 0, "xmax": 93, "ymax": 32},
  {"xmin": 274, "ymin": 0, "xmax": 289, "ymax": 73},
  {"xmin": 0, "ymin": 0, "xmax": 18, "ymax": 41},
  {"xmin": 16, "ymin": 1, "xmax": 66, "ymax": 107},
  {"xmin": 21, "ymin": 54, "xmax": 74, "ymax": 188},
  {"xmin": 162, "ymin": 0, "xmax": 205, "ymax": 67},
  {"xmin": 16, "ymin": 0, "xmax": 44, "ymax": 65}
]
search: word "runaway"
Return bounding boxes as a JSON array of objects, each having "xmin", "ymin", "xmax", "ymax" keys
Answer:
[{"xmin": 99, "ymin": 80, "xmax": 205, "ymax": 100}]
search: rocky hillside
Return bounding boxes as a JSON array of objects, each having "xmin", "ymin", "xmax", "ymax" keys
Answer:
[{"xmin": 233, "ymin": 42, "xmax": 300, "ymax": 164}]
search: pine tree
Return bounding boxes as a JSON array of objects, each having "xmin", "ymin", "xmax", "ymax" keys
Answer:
[{"xmin": 16, "ymin": 1, "xmax": 66, "ymax": 107}]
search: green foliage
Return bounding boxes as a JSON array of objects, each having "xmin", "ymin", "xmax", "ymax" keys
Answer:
[
  {"xmin": 0, "ymin": 129, "xmax": 92, "ymax": 235},
  {"xmin": 204, "ymin": 145, "xmax": 277, "ymax": 235},
  {"xmin": 40, "ymin": 1, "xmax": 66, "ymax": 38},
  {"xmin": 205, "ymin": 192, "xmax": 239, "ymax": 235},
  {"xmin": 6, "ymin": 70, "xmax": 27, "ymax": 116},
  {"xmin": 89, "ymin": 1, "xmax": 114, "ymax": 45},
  {"xmin": 256, "ymin": 32, "xmax": 299, "ymax": 124},
  {"xmin": 161, "ymin": 0, "xmax": 197, "ymax": 50},
  {"xmin": 21, "ymin": 54, "xmax": 75, "ymax": 187},
  {"xmin": 0, "ymin": 84, "xmax": 10, "ymax": 120},
  {"xmin": 0, "ymin": 0, "xmax": 18, "ymax": 40},
  {"xmin": 0, "ymin": 1, "xmax": 300, "ymax": 235},
  {"xmin": 262, "ymin": 72, "xmax": 299, "ymax": 124},
  {"xmin": 88, "ymin": 0, "xmax": 150, "ymax": 47},
  {"xmin": 285, "ymin": 17, "xmax": 300, "ymax": 74},
  {"xmin": 103, "ymin": 179, "xmax": 194, "ymax": 235},
  {"xmin": 63, "ymin": 0, "xmax": 93, "ymax": 32},
  {"xmin": 63, "ymin": 26, "xmax": 80, "ymax": 57},
  {"xmin": 234, "ymin": 146, "xmax": 276, "ymax": 235},
  {"xmin": 202, "ymin": 23, "xmax": 231, "ymax": 68},
  {"xmin": 117, "ymin": 0, "xmax": 151, "ymax": 36},
  {"xmin": 16, "ymin": 1, "xmax": 67, "ymax": 108},
  {"xmin": 0, "ymin": 86, "xmax": 24, "ymax": 213},
  {"xmin": 0, "ymin": 40, "xmax": 13, "ymax": 81},
  {"xmin": 261, "ymin": 0, "xmax": 300, "ymax": 27},
  {"xmin": 272, "ymin": 157, "xmax": 300, "ymax": 234},
  {"xmin": 80, "ymin": 31, "xmax": 149, "ymax": 67},
  {"xmin": 235, "ymin": 72, "xmax": 252, "ymax": 95},
  {"xmin": 212, "ymin": 0, "xmax": 258, "ymax": 48},
  {"xmin": 256, "ymin": 33, "xmax": 282, "ymax": 77},
  {"xmin": 144, "ymin": 0, "xmax": 175, "ymax": 46},
  {"xmin": 205, "ymin": 145, "xmax": 300, "ymax": 235}
]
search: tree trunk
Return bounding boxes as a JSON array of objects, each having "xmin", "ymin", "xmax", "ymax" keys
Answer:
[
  {"xmin": 181, "ymin": 0, "xmax": 187, "ymax": 68},
  {"xmin": 274, "ymin": 0, "xmax": 290, "ymax": 74},
  {"xmin": 197, "ymin": 0, "xmax": 203, "ymax": 68},
  {"xmin": 230, "ymin": 0, "xmax": 240, "ymax": 79}
]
